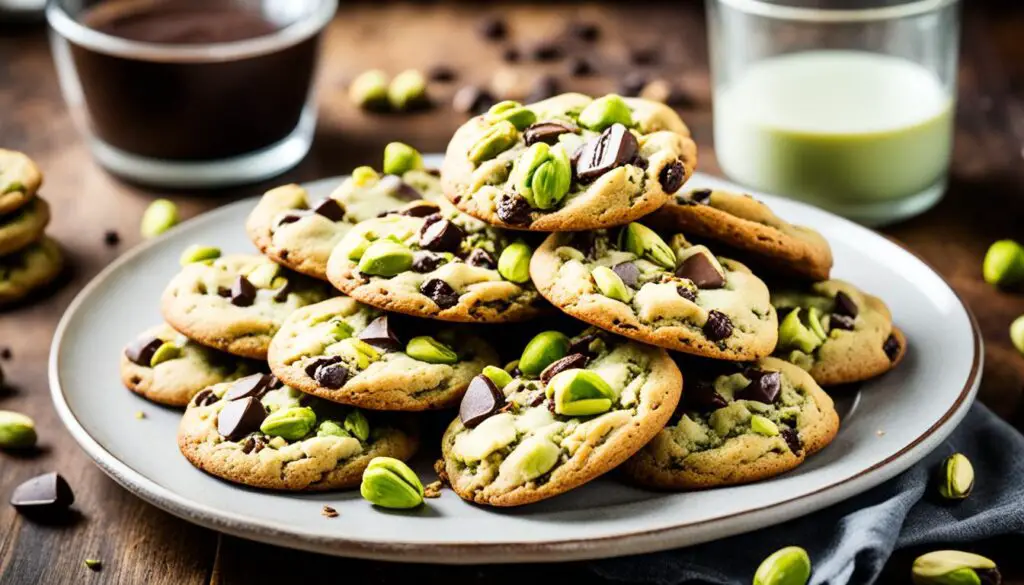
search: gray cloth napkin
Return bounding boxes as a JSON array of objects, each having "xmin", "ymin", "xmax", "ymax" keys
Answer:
[{"xmin": 591, "ymin": 404, "xmax": 1024, "ymax": 585}]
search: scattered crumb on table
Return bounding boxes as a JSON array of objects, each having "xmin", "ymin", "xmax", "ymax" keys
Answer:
[
  {"xmin": 424, "ymin": 481, "xmax": 444, "ymax": 499},
  {"xmin": 322, "ymin": 505, "xmax": 339, "ymax": 518}
]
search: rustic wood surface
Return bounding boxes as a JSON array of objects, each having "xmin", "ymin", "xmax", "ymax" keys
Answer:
[{"xmin": 2, "ymin": 2, "xmax": 1024, "ymax": 583}]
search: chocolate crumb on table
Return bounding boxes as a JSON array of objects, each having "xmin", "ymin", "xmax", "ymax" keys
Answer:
[{"xmin": 321, "ymin": 505, "xmax": 339, "ymax": 518}]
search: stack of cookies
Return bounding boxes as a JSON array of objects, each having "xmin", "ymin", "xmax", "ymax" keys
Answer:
[
  {"xmin": 121, "ymin": 93, "xmax": 906, "ymax": 507},
  {"xmin": 0, "ymin": 149, "xmax": 64, "ymax": 307}
]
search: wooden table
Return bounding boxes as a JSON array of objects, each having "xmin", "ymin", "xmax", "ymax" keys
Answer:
[{"xmin": 3, "ymin": 2, "xmax": 1024, "ymax": 583}]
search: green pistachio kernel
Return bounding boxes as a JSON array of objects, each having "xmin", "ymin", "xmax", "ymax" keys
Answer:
[
  {"xmin": 787, "ymin": 350, "xmax": 815, "ymax": 371},
  {"xmin": 149, "ymin": 342, "xmax": 182, "ymax": 367},
  {"xmin": 983, "ymin": 239, "xmax": 1024, "ymax": 287},
  {"xmin": 406, "ymin": 336, "xmax": 459, "ymax": 364},
  {"xmin": 912, "ymin": 551, "xmax": 999, "ymax": 585},
  {"xmin": 507, "ymin": 437, "xmax": 560, "ymax": 482},
  {"xmin": 349, "ymin": 69, "xmax": 390, "ymax": 111},
  {"xmin": 351, "ymin": 166, "xmax": 380, "ymax": 187},
  {"xmin": 260, "ymin": 406, "xmax": 317, "ymax": 441},
  {"xmin": 467, "ymin": 120, "xmax": 519, "ymax": 164},
  {"xmin": 0, "ymin": 410, "xmax": 37, "ymax": 449},
  {"xmin": 3, "ymin": 181, "xmax": 24, "ymax": 194},
  {"xmin": 247, "ymin": 262, "xmax": 281, "ymax": 289},
  {"xmin": 497, "ymin": 240, "xmax": 532, "ymax": 283},
  {"xmin": 140, "ymin": 199, "xmax": 179, "ymax": 238},
  {"xmin": 482, "ymin": 365, "xmax": 513, "ymax": 388},
  {"xmin": 1010, "ymin": 315, "xmax": 1024, "ymax": 355},
  {"xmin": 937, "ymin": 453, "xmax": 974, "ymax": 500},
  {"xmin": 317, "ymin": 420, "xmax": 350, "ymax": 438},
  {"xmin": 503, "ymin": 360, "xmax": 520, "ymax": 373},
  {"xmin": 578, "ymin": 94, "xmax": 634, "ymax": 131},
  {"xmin": 360, "ymin": 456, "xmax": 424, "ymax": 509},
  {"xmin": 591, "ymin": 266, "xmax": 633, "ymax": 302},
  {"xmin": 779, "ymin": 308, "xmax": 826, "ymax": 354},
  {"xmin": 754, "ymin": 546, "xmax": 812, "ymax": 585},
  {"xmin": 511, "ymin": 142, "xmax": 572, "ymax": 210},
  {"xmin": 519, "ymin": 331, "xmax": 570, "ymax": 377},
  {"xmin": 179, "ymin": 245, "xmax": 221, "ymax": 266},
  {"xmin": 619, "ymin": 223, "xmax": 676, "ymax": 269},
  {"xmin": 388, "ymin": 69, "xmax": 428, "ymax": 111},
  {"xmin": 750, "ymin": 415, "xmax": 780, "ymax": 437},
  {"xmin": 344, "ymin": 409, "xmax": 371, "ymax": 441},
  {"xmin": 333, "ymin": 338, "xmax": 381, "ymax": 370},
  {"xmin": 327, "ymin": 318, "xmax": 354, "ymax": 341},
  {"xmin": 383, "ymin": 142, "xmax": 424, "ymax": 176},
  {"xmin": 343, "ymin": 238, "xmax": 372, "ymax": 262},
  {"xmin": 357, "ymin": 239, "xmax": 414, "ymax": 276},
  {"xmin": 487, "ymin": 100, "xmax": 537, "ymax": 130},
  {"xmin": 546, "ymin": 369, "xmax": 615, "ymax": 416},
  {"xmin": 806, "ymin": 306, "xmax": 828, "ymax": 340}
]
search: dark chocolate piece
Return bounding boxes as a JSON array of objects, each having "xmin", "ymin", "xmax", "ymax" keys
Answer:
[
  {"xmin": 736, "ymin": 370, "xmax": 781, "ymax": 404},
  {"xmin": 568, "ymin": 57, "xmax": 595, "ymax": 77},
  {"xmin": 689, "ymin": 189, "xmax": 712, "ymax": 204},
  {"xmin": 315, "ymin": 363, "xmax": 350, "ymax": 389},
  {"xmin": 501, "ymin": 46, "xmax": 521, "ymax": 63},
  {"xmin": 780, "ymin": 428, "xmax": 803, "ymax": 454},
  {"xmin": 523, "ymin": 120, "xmax": 578, "ymax": 147},
  {"xmin": 412, "ymin": 251, "xmax": 445, "ymax": 273},
  {"xmin": 357, "ymin": 315, "xmax": 402, "ymax": 351},
  {"xmin": 568, "ymin": 333, "xmax": 599, "ymax": 357},
  {"xmin": 191, "ymin": 388, "xmax": 218, "ymax": 407},
  {"xmin": 575, "ymin": 124, "xmax": 639, "ymax": 182},
  {"xmin": 400, "ymin": 201, "xmax": 440, "ymax": 218},
  {"xmin": 834, "ymin": 291, "xmax": 859, "ymax": 318},
  {"xmin": 883, "ymin": 334, "xmax": 900, "ymax": 362},
  {"xmin": 539, "ymin": 353, "xmax": 590, "ymax": 386},
  {"xmin": 466, "ymin": 248, "xmax": 497, "ymax": 269},
  {"xmin": 377, "ymin": 175, "xmax": 422, "ymax": 201},
  {"xmin": 420, "ymin": 278, "xmax": 460, "ymax": 309},
  {"xmin": 125, "ymin": 336, "xmax": 164, "ymax": 366},
  {"xmin": 676, "ymin": 253, "xmax": 726, "ymax": 289},
  {"xmin": 611, "ymin": 261, "xmax": 640, "ymax": 288},
  {"xmin": 275, "ymin": 211, "xmax": 308, "ymax": 228},
  {"xmin": 630, "ymin": 47, "xmax": 659, "ymax": 66},
  {"xmin": 659, "ymin": 160, "xmax": 686, "ymax": 194},
  {"xmin": 225, "ymin": 373, "xmax": 274, "ymax": 402},
  {"xmin": 303, "ymin": 356, "xmax": 342, "ymax": 379},
  {"xmin": 568, "ymin": 21, "xmax": 599, "ymax": 42},
  {"xmin": 677, "ymin": 285, "xmax": 697, "ymax": 302},
  {"xmin": 530, "ymin": 41, "xmax": 563, "ymax": 62},
  {"xmin": 312, "ymin": 198, "xmax": 345, "ymax": 221},
  {"xmin": 830, "ymin": 314, "xmax": 856, "ymax": 331},
  {"xmin": 216, "ymin": 397, "xmax": 266, "ymax": 441},
  {"xmin": 703, "ymin": 310, "xmax": 733, "ymax": 341},
  {"xmin": 419, "ymin": 219, "xmax": 465, "ymax": 253},
  {"xmin": 427, "ymin": 64, "xmax": 457, "ymax": 83},
  {"xmin": 230, "ymin": 275, "xmax": 256, "ymax": 307},
  {"xmin": 453, "ymin": 85, "xmax": 495, "ymax": 115},
  {"xmin": 9, "ymin": 472, "xmax": 75, "ymax": 515},
  {"xmin": 496, "ymin": 193, "xmax": 533, "ymax": 225},
  {"xmin": 459, "ymin": 375, "xmax": 505, "ymax": 428},
  {"xmin": 479, "ymin": 16, "xmax": 507, "ymax": 41},
  {"xmin": 684, "ymin": 380, "xmax": 728, "ymax": 413},
  {"xmin": 103, "ymin": 230, "xmax": 120, "ymax": 247}
]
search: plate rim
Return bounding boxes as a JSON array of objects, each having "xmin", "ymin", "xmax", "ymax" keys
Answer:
[{"xmin": 49, "ymin": 173, "xmax": 983, "ymax": 564}]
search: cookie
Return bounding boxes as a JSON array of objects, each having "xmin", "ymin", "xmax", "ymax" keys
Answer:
[
  {"xmin": 648, "ymin": 188, "xmax": 833, "ymax": 281},
  {"xmin": 326, "ymin": 200, "xmax": 547, "ymax": 323},
  {"xmin": 621, "ymin": 356, "xmax": 839, "ymax": 489},
  {"xmin": 530, "ymin": 223, "xmax": 778, "ymax": 360},
  {"xmin": 441, "ymin": 328, "xmax": 682, "ymax": 506},
  {"xmin": 0, "ymin": 149, "xmax": 42, "ymax": 215},
  {"xmin": 0, "ymin": 196, "xmax": 49, "ymax": 256},
  {"xmin": 0, "ymin": 237, "xmax": 63, "ymax": 307},
  {"xmin": 161, "ymin": 254, "xmax": 333, "ymax": 359},
  {"xmin": 268, "ymin": 297, "xmax": 499, "ymax": 411},
  {"xmin": 178, "ymin": 378, "xmax": 418, "ymax": 491},
  {"xmin": 441, "ymin": 92, "xmax": 698, "ymax": 231},
  {"xmin": 121, "ymin": 323, "xmax": 263, "ymax": 407},
  {"xmin": 246, "ymin": 167, "xmax": 443, "ymax": 280},
  {"xmin": 771, "ymin": 280, "xmax": 905, "ymax": 386}
]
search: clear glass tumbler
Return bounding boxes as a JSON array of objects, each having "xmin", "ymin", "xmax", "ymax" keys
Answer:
[{"xmin": 707, "ymin": 0, "xmax": 961, "ymax": 226}]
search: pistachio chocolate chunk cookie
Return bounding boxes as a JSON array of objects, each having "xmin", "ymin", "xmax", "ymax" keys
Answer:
[
  {"xmin": 622, "ymin": 357, "xmax": 839, "ymax": 489},
  {"xmin": 0, "ymin": 237, "xmax": 63, "ymax": 307},
  {"xmin": 246, "ymin": 145, "xmax": 442, "ymax": 280},
  {"xmin": 178, "ymin": 376, "xmax": 418, "ymax": 490},
  {"xmin": 161, "ymin": 252, "xmax": 333, "ymax": 359},
  {"xmin": 122, "ymin": 323, "xmax": 263, "ymax": 407},
  {"xmin": 771, "ymin": 280, "xmax": 906, "ymax": 386},
  {"xmin": 0, "ymin": 197, "xmax": 50, "ymax": 256},
  {"xmin": 268, "ymin": 297, "xmax": 498, "ymax": 410},
  {"xmin": 441, "ymin": 92, "xmax": 698, "ymax": 231},
  {"xmin": 0, "ymin": 149, "xmax": 43, "ymax": 215},
  {"xmin": 326, "ymin": 200, "xmax": 546, "ymax": 322},
  {"xmin": 441, "ymin": 329, "xmax": 681, "ymax": 506},
  {"xmin": 531, "ymin": 222, "xmax": 777, "ymax": 360},
  {"xmin": 649, "ymin": 188, "xmax": 833, "ymax": 281}
]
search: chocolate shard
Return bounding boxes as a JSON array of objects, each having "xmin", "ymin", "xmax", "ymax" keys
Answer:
[
  {"xmin": 125, "ymin": 336, "xmax": 164, "ymax": 366},
  {"xmin": 217, "ymin": 397, "xmax": 266, "ymax": 441},
  {"xmin": 830, "ymin": 314, "xmax": 856, "ymax": 331},
  {"xmin": 676, "ymin": 252, "xmax": 726, "ymax": 289},
  {"xmin": 459, "ymin": 375, "xmax": 505, "ymax": 428},
  {"xmin": 567, "ymin": 333, "xmax": 599, "ymax": 357},
  {"xmin": 611, "ymin": 261, "xmax": 640, "ymax": 288},
  {"xmin": 10, "ymin": 472, "xmax": 75, "ymax": 515},
  {"xmin": 539, "ymin": 353, "xmax": 590, "ymax": 386},
  {"xmin": 834, "ymin": 291, "xmax": 859, "ymax": 318},
  {"xmin": 689, "ymin": 189, "xmax": 712, "ymax": 204},
  {"xmin": 576, "ymin": 124, "xmax": 639, "ymax": 182},
  {"xmin": 230, "ymin": 275, "xmax": 257, "ymax": 307},
  {"xmin": 357, "ymin": 315, "xmax": 401, "ymax": 351},
  {"xmin": 225, "ymin": 373, "xmax": 274, "ymax": 401},
  {"xmin": 419, "ymin": 219, "xmax": 465, "ymax": 253},
  {"xmin": 312, "ymin": 198, "xmax": 345, "ymax": 221},
  {"xmin": 780, "ymin": 428, "xmax": 803, "ymax": 454},
  {"xmin": 883, "ymin": 334, "xmax": 900, "ymax": 362},
  {"xmin": 400, "ymin": 201, "xmax": 440, "ymax": 218},
  {"xmin": 315, "ymin": 363, "xmax": 350, "ymax": 389},
  {"xmin": 377, "ymin": 175, "xmax": 422, "ymax": 201},
  {"xmin": 523, "ymin": 121, "xmax": 578, "ymax": 147},
  {"xmin": 466, "ymin": 248, "xmax": 497, "ymax": 269},
  {"xmin": 420, "ymin": 278, "xmax": 460, "ymax": 309},
  {"xmin": 275, "ymin": 211, "xmax": 308, "ymax": 228},
  {"xmin": 736, "ymin": 370, "xmax": 781, "ymax": 404},
  {"xmin": 684, "ymin": 380, "xmax": 728, "ymax": 413},
  {"xmin": 191, "ymin": 388, "xmax": 217, "ymax": 407},
  {"xmin": 703, "ymin": 310, "xmax": 733, "ymax": 341},
  {"xmin": 304, "ymin": 356, "xmax": 342, "ymax": 379},
  {"xmin": 412, "ymin": 251, "xmax": 445, "ymax": 273},
  {"xmin": 495, "ymin": 193, "xmax": 532, "ymax": 225},
  {"xmin": 677, "ymin": 285, "xmax": 697, "ymax": 302},
  {"xmin": 659, "ymin": 160, "xmax": 686, "ymax": 194}
]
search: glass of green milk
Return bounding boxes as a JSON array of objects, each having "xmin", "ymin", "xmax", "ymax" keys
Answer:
[{"xmin": 708, "ymin": 0, "xmax": 960, "ymax": 226}]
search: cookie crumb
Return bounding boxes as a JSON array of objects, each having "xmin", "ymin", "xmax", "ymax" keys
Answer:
[
  {"xmin": 84, "ymin": 559, "xmax": 102, "ymax": 572},
  {"xmin": 134, "ymin": 411, "xmax": 146, "ymax": 420},
  {"xmin": 321, "ymin": 505, "xmax": 339, "ymax": 518},
  {"xmin": 432, "ymin": 459, "xmax": 451, "ymax": 486},
  {"xmin": 423, "ymin": 481, "xmax": 444, "ymax": 499}
]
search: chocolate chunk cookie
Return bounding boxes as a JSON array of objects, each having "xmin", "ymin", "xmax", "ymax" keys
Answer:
[
  {"xmin": 441, "ymin": 92, "xmax": 698, "ymax": 231},
  {"xmin": 0, "ymin": 149, "xmax": 43, "ymax": 215},
  {"xmin": 0, "ymin": 197, "xmax": 50, "ymax": 256},
  {"xmin": 0, "ymin": 237, "xmax": 63, "ymax": 307}
]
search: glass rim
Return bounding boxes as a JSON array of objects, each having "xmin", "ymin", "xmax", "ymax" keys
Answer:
[
  {"xmin": 45, "ymin": 0, "xmax": 337, "ymax": 63},
  {"xmin": 714, "ymin": 0, "xmax": 958, "ymax": 22}
]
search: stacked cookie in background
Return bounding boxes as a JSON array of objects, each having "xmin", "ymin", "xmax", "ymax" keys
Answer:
[
  {"xmin": 0, "ymin": 149, "xmax": 64, "ymax": 308},
  {"xmin": 121, "ymin": 92, "xmax": 907, "ymax": 509}
]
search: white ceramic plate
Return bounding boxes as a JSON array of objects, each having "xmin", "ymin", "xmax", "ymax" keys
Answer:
[{"xmin": 50, "ymin": 167, "xmax": 981, "ymax": 564}]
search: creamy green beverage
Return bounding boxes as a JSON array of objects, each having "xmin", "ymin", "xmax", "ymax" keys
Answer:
[{"xmin": 715, "ymin": 51, "xmax": 954, "ymax": 218}]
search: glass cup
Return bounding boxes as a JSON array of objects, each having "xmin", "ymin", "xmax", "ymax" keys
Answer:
[
  {"xmin": 707, "ymin": 0, "xmax": 961, "ymax": 226},
  {"xmin": 47, "ymin": 0, "xmax": 337, "ymax": 189}
]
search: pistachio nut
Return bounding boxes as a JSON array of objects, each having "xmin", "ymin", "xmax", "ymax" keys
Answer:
[
  {"xmin": 779, "ymin": 308, "xmax": 826, "ymax": 354},
  {"xmin": 388, "ymin": 69, "xmax": 428, "ymax": 111},
  {"xmin": 482, "ymin": 365, "xmax": 513, "ymax": 388},
  {"xmin": 787, "ymin": 349, "xmax": 815, "ymax": 371},
  {"xmin": 754, "ymin": 546, "xmax": 812, "ymax": 585},
  {"xmin": 750, "ymin": 414, "xmax": 780, "ymax": 437},
  {"xmin": 383, "ymin": 142, "xmax": 424, "ymax": 176},
  {"xmin": 260, "ymin": 406, "xmax": 317, "ymax": 441},
  {"xmin": 497, "ymin": 240, "xmax": 532, "ymax": 283},
  {"xmin": 912, "ymin": 551, "xmax": 1000, "ymax": 585},
  {"xmin": 511, "ymin": 142, "xmax": 571, "ymax": 210},
  {"xmin": 327, "ymin": 318, "xmax": 354, "ymax": 341},
  {"xmin": 317, "ymin": 420, "xmax": 351, "ymax": 438},
  {"xmin": 467, "ymin": 120, "xmax": 518, "ymax": 164},
  {"xmin": 343, "ymin": 237, "xmax": 372, "ymax": 262},
  {"xmin": 247, "ymin": 262, "xmax": 280, "ymax": 289},
  {"xmin": 504, "ymin": 360, "xmax": 520, "ymax": 373},
  {"xmin": 351, "ymin": 166, "xmax": 380, "ymax": 187},
  {"xmin": 1010, "ymin": 315, "xmax": 1024, "ymax": 355},
  {"xmin": 937, "ymin": 453, "xmax": 974, "ymax": 500},
  {"xmin": 357, "ymin": 240, "xmax": 414, "ymax": 276},
  {"xmin": 591, "ymin": 266, "xmax": 633, "ymax": 302},
  {"xmin": 349, "ymin": 69, "xmax": 390, "ymax": 111},
  {"xmin": 0, "ymin": 410, "xmax": 37, "ymax": 449},
  {"xmin": 619, "ymin": 223, "xmax": 676, "ymax": 269},
  {"xmin": 519, "ymin": 331, "xmax": 570, "ymax": 377},
  {"xmin": 344, "ymin": 409, "xmax": 371, "ymax": 441},
  {"xmin": 546, "ymin": 369, "xmax": 615, "ymax": 416},
  {"xmin": 405, "ymin": 336, "xmax": 459, "ymax": 364},
  {"xmin": 486, "ymin": 100, "xmax": 537, "ymax": 131},
  {"xmin": 141, "ymin": 199, "xmax": 179, "ymax": 238},
  {"xmin": 983, "ymin": 239, "xmax": 1024, "ymax": 288},
  {"xmin": 360, "ymin": 456, "xmax": 425, "ymax": 509},
  {"xmin": 149, "ymin": 342, "xmax": 181, "ymax": 367},
  {"xmin": 331, "ymin": 338, "xmax": 381, "ymax": 370},
  {"xmin": 179, "ymin": 245, "xmax": 221, "ymax": 266},
  {"xmin": 578, "ymin": 94, "xmax": 634, "ymax": 131},
  {"xmin": 504, "ymin": 437, "xmax": 560, "ymax": 482}
]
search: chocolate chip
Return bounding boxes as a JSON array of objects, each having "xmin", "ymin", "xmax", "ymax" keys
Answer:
[
  {"xmin": 677, "ymin": 286, "xmax": 697, "ymax": 302},
  {"xmin": 125, "ymin": 336, "xmax": 163, "ymax": 367},
  {"xmin": 510, "ymin": 366, "xmax": 523, "ymax": 378},
  {"xmin": 569, "ymin": 232, "xmax": 597, "ymax": 259},
  {"xmin": 780, "ymin": 428, "xmax": 803, "ymax": 454},
  {"xmin": 630, "ymin": 47, "xmax": 659, "ymax": 66},
  {"xmin": 466, "ymin": 248, "xmax": 497, "ymax": 269},
  {"xmin": 304, "ymin": 356, "xmax": 342, "ymax": 379},
  {"xmin": 568, "ymin": 333, "xmax": 599, "ymax": 357},
  {"xmin": 275, "ymin": 211, "xmax": 308, "ymax": 228},
  {"xmin": 830, "ymin": 314, "xmax": 856, "ymax": 331},
  {"xmin": 358, "ymin": 315, "xmax": 402, "ymax": 351},
  {"xmin": 315, "ymin": 363, "xmax": 350, "ymax": 389},
  {"xmin": 689, "ymin": 189, "xmax": 712, "ymax": 204},
  {"xmin": 568, "ymin": 21, "xmax": 599, "ymax": 42},
  {"xmin": 419, "ymin": 219, "xmax": 465, "ymax": 253},
  {"xmin": 420, "ymin": 278, "xmax": 460, "ymax": 309},
  {"xmin": 412, "ymin": 251, "xmax": 445, "ymax": 273},
  {"xmin": 576, "ymin": 124, "xmax": 639, "ymax": 182},
  {"xmin": 272, "ymin": 279, "xmax": 292, "ymax": 302},
  {"xmin": 421, "ymin": 213, "xmax": 443, "ymax": 228},
  {"xmin": 427, "ymin": 64, "xmax": 457, "ymax": 83},
  {"xmin": 453, "ymin": 85, "xmax": 495, "ymax": 115},
  {"xmin": 567, "ymin": 57, "xmax": 595, "ymax": 77},
  {"xmin": 529, "ymin": 391, "xmax": 547, "ymax": 407},
  {"xmin": 217, "ymin": 286, "xmax": 231, "ymax": 298},
  {"xmin": 496, "ymin": 193, "xmax": 533, "ymax": 225},
  {"xmin": 230, "ymin": 275, "xmax": 256, "ymax": 307},
  {"xmin": 217, "ymin": 397, "xmax": 267, "ymax": 441},
  {"xmin": 103, "ymin": 230, "xmax": 120, "ymax": 247},
  {"xmin": 530, "ymin": 42, "xmax": 563, "ymax": 62},
  {"xmin": 703, "ymin": 310, "xmax": 733, "ymax": 341},
  {"xmin": 619, "ymin": 72, "xmax": 648, "ymax": 97},
  {"xmin": 736, "ymin": 370, "xmax": 781, "ymax": 404},
  {"xmin": 459, "ymin": 375, "xmax": 505, "ymax": 428},
  {"xmin": 526, "ymin": 75, "xmax": 560, "ymax": 103},
  {"xmin": 684, "ymin": 380, "xmax": 728, "ymax": 412},
  {"xmin": 10, "ymin": 473, "xmax": 75, "ymax": 516},
  {"xmin": 676, "ymin": 253, "xmax": 726, "ymax": 289},
  {"xmin": 225, "ymin": 373, "xmax": 274, "ymax": 402},
  {"xmin": 524, "ymin": 120, "xmax": 578, "ymax": 146},
  {"xmin": 312, "ymin": 198, "xmax": 345, "ymax": 221},
  {"xmin": 659, "ymin": 160, "xmax": 686, "ymax": 194},
  {"xmin": 377, "ymin": 175, "xmax": 422, "ymax": 201},
  {"xmin": 539, "ymin": 353, "xmax": 590, "ymax": 385},
  {"xmin": 401, "ymin": 201, "xmax": 441, "ymax": 218},
  {"xmin": 0, "ymin": 348, "xmax": 10, "ymax": 360},
  {"xmin": 192, "ymin": 388, "xmax": 217, "ymax": 407},
  {"xmin": 240, "ymin": 437, "xmax": 256, "ymax": 454},
  {"xmin": 834, "ymin": 291, "xmax": 859, "ymax": 318},
  {"xmin": 479, "ymin": 16, "xmax": 507, "ymax": 41},
  {"xmin": 611, "ymin": 261, "xmax": 640, "ymax": 288},
  {"xmin": 883, "ymin": 334, "xmax": 901, "ymax": 362}
]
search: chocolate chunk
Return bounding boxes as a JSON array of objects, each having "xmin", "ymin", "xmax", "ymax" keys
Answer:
[
  {"xmin": 125, "ymin": 336, "xmax": 163, "ymax": 366},
  {"xmin": 676, "ymin": 253, "xmax": 726, "ymax": 289},
  {"xmin": 275, "ymin": 211, "xmax": 308, "ymax": 228},
  {"xmin": 677, "ymin": 286, "xmax": 697, "ymax": 302},
  {"xmin": 530, "ymin": 41, "xmax": 563, "ymax": 62},
  {"xmin": 567, "ymin": 57, "xmax": 595, "ymax": 77},
  {"xmin": 501, "ymin": 47, "xmax": 521, "ymax": 63},
  {"xmin": 315, "ymin": 363, "xmax": 350, "ymax": 389},
  {"xmin": 510, "ymin": 366, "xmax": 523, "ymax": 378},
  {"xmin": 304, "ymin": 356, "xmax": 342, "ymax": 379},
  {"xmin": 0, "ymin": 348, "xmax": 10, "ymax": 360},
  {"xmin": 217, "ymin": 397, "xmax": 267, "ymax": 441},
  {"xmin": 357, "ymin": 315, "xmax": 402, "ymax": 351},
  {"xmin": 427, "ymin": 64, "xmax": 457, "ymax": 83},
  {"xmin": 684, "ymin": 380, "xmax": 728, "ymax": 412},
  {"xmin": 569, "ymin": 232, "xmax": 597, "ymax": 259},
  {"xmin": 240, "ymin": 436, "xmax": 256, "ymax": 454},
  {"xmin": 883, "ymin": 334, "xmax": 901, "ymax": 361},
  {"xmin": 10, "ymin": 473, "xmax": 75, "ymax": 516},
  {"xmin": 217, "ymin": 286, "xmax": 231, "ymax": 298},
  {"xmin": 453, "ymin": 85, "xmax": 495, "ymax": 115},
  {"xmin": 400, "ymin": 201, "xmax": 440, "ymax": 218},
  {"xmin": 466, "ymin": 248, "xmax": 497, "ymax": 269},
  {"xmin": 420, "ymin": 278, "xmax": 460, "ymax": 309},
  {"xmin": 272, "ymin": 279, "xmax": 292, "ymax": 302},
  {"xmin": 524, "ymin": 120, "xmax": 578, "ymax": 146},
  {"xmin": 192, "ymin": 388, "xmax": 218, "ymax": 407},
  {"xmin": 103, "ymin": 230, "xmax": 120, "ymax": 247},
  {"xmin": 459, "ymin": 375, "xmax": 505, "ymax": 428},
  {"xmin": 230, "ymin": 275, "xmax": 256, "ymax": 307},
  {"xmin": 659, "ymin": 160, "xmax": 686, "ymax": 194},
  {"xmin": 479, "ymin": 16, "xmax": 507, "ymax": 41},
  {"xmin": 419, "ymin": 219, "xmax": 465, "ymax": 253},
  {"xmin": 421, "ymin": 213, "xmax": 443, "ymax": 228},
  {"xmin": 526, "ymin": 75, "xmax": 560, "ymax": 103},
  {"xmin": 496, "ymin": 193, "xmax": 533, "ymax": 225},
  {"xmin": 225, "ymin": 373, "xmax": 274, "ymax": 401},
  {"xmin": 736, "ymin": 370, "xmax": 781, "ymax": 404},
  {"xmin": 539, "ymin": 353, "xmax": 590, "ymax": 385},
  {"xmin": 568, "ymin": 21, "xmax": 600, "ymax": 42},
  {"xmin": 780, "ymin": 428, "xmax": 803, "ymax": 454},
  {"xmin": 689, "ymin": 189, "xmax": 712, "ymax": 204},
  {"xmin": 611, "ymin": 261, "xmax": 640, "ymax": 288},
  {"xmin": 833, "ymin": 291, "xmax": 859, "ymax": 318},
  {"xmin": 312, "ymin": 198, "xmax": 345, "ymax": 221},
  {"xmin": 377, "ymin": 175, "xmax": 422, "ymax": 201},
  {"xmin": 568, "ymin": 333, "xmax": 599, "ymax": 357},
  {"xmin": 619, "ymin": 72, "xmax": 648, "ymax": 97},
  {"xmin": 703, "ymin": 310, "xmax": 733, "ymax": 341},
  {"xmin": 412, "ymin": 251, "xmax": 445, "ymax": 273},
  {"xmin": 630, "ymin": 47, "xmax": 659, "ymax": 66},
  {"xmin": 576, "ymin": 124, "xmax": 639, "ymax": 182},
  {"xmin": 830, "ymin": 314, "xmax": 856, "ymax": 331},
  {"xmin": 529, "ymin": 391, "xmax": 547, "ymax": 407}
]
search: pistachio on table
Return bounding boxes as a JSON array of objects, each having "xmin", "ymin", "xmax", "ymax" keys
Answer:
[
  {"xmin": 518, "ymin": 330, "xmax": 570, "ymax": 377},
  {"xmin": 260, "ymin": 406, "xmax": 316, "ymax": 441},
  {"xmin": 140, "ymin": 199, "xmax": 179, "ymax": 238},
  {"xmin": 383, "ymin": 142, "xmax": 424, "ymax": 176},
  {"xmin": 912, "ymin": 550, "xmax": 1000, "ymax": 585},
  {"xmin": 388, "ymin": 69, "xmax": 428, "ymax": 111},
  {"xmin": 360, "ymin": 456, "xmax": 424, "ymax": 509},
  {"xmin": 406, "ymin": 336, "xmax": 458, "ymax": 364},
  {"xmin": 1010, "ymin": 315, "xmax": 1024, "ymax": 355},
  {"xmin": 619, "ymin": 222, "xmax": 676, "ymax": 269},
  {"xmin": 0, "ymin": 410, "xmax": 37, "ymax": 449},
  {"xmin": 468, "ymin": 120, "xmax": 518, "ymax": 164},
  {"xmin": 349, "ymin": 69, "xmax": 390, "ymax": 111},
  {"xmin": 497, "ymin": 240, "xmax": 532, "ymax": 283},
  {"xmin": 937, "ymin": 452, "xmax": 974, "ymax": 501},
  {"xmin": 179, "ymin": 245, "xmax": 221, "ymax": 266},
  {"xmin": 754, "ymin": 546, "xmax": 812, "ymax": 585},
  {"xmin": 983, "ymin": 239, "xmax": 1024, "ymax": 288},
  {"xmin": 578, "ymin": 94, "xmax": 634, "ymax": 131}
]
